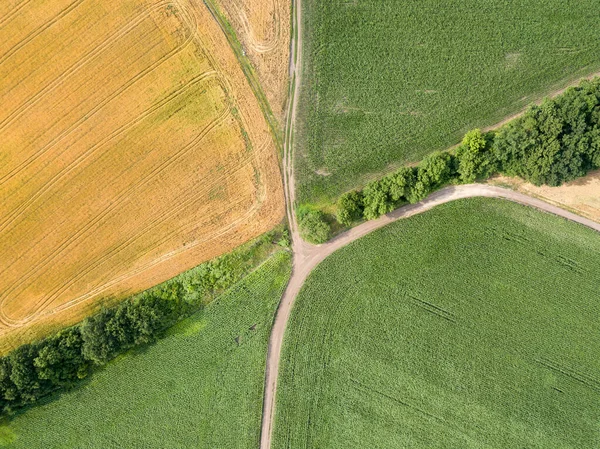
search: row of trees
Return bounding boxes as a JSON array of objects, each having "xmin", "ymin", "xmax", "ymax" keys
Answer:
[
  {"xmin": 494, "ymin": 78, "xmax": 600, "ymax": 186},
  {"xmin": 336, "ymin": 151, "xmax": 458, "ymax": 224},
  {"xmin": 0, "ymin": 288, "xmax": 187, "ymax": 415},
  {"xmin": 0, "ymin": 231, "xmax": 285, "ymax": 416},
  {"xmin": 336, "ymin": 78, "xmax": 600, "ymax": 225}
]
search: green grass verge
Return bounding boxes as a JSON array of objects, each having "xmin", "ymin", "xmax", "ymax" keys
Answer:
[
  {"xmin": 296, "ymin": 0, "xmax": 600, "ymax": 204},
  {"xmin": 274, "ymin": 199, "xmax": 600, "ymax": 448},
  {"xmin": 0, "ymin": 250, "xmax": 291, "ymax": 448}
]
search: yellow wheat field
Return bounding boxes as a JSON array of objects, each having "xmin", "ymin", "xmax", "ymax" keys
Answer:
[
  {"xmin": 0, "ymin": 0, "xmax": 284, "ymax": 352},
  {"xmin": 215, "ymin": 0, "xmax": 291, "ymax": 122}
]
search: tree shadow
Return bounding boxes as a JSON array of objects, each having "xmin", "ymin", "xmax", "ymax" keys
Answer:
[{"xmin": 564, "ymin": 169, "xmax": 600, "ymax": 187}]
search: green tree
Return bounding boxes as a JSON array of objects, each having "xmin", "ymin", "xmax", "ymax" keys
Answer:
[
  {"xmin": 33, "ymin": 328, "xmax": 87, "ymax": 385},
  {"xmin": 0, "ymin": 358, "xmax": 18, "ymax": 407},
  {"xmin": 9, "ymin": 344, "xmax": 45, "ymax": 404},
  {"xmin": 81, "ymin": 308, "xmax": 119, "ymax": 365},
  {"xmin": 388, "ymin": 167, "xmax": 416, "ymax": 202},
  {"xmin": 337, "ymin": 190, "xmax": 364, "ymax": 225},
  {"xmin": 417, "ymin": 151, "xmax": 455, "ymax": 191},
  {"xmin": 456, "ymin": 129, "xmax": 497, "ymax": 182},
  {"xmin": 298, "ymin": 208, "xmax": 331, "ymax": 244},
  {"xmin": 494, "ymin": 78, "xmax": 600, "ymax": 186},
  {"xmin": 362, "ymin": 179, "xmax": 394, "ymax": 220}
]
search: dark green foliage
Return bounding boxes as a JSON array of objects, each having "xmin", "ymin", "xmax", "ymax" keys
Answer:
[
  {"xmin": 8, "ymin": 345, "xmax": 45, "ymax": 405},
  {"xmin": 388, "ymin": 167, "xmax": 416, "ymax": 202},
  {"xmin": 336, "ymin": 191, "xmax": 364, "ymax": 226},
  {"xmin": 405, "ymin": 152, "xmax": 457, "ymax": 204},
  {"xmin": 359, "ymin": 168, "xmax": 417, "ymax": 220},
  {"xmin": 456, "ymin": 129, "xmax": 497, "ymax": 182},
  {"xmin": 2, "ymin": 251, "xmax": 292, "ymax": 449},
  {"xmin": 353, "ymin": 153, "xmax": 458, "ymax": 221},
  {"xmin": 362, "ymin": 179, "xmax": 395, "ymax": 220},
  {"xmin": 0, "ymin": 231, "xmax": 283, "ymax": 418},
  {"xmin": 33, "ymin": 328, "xmax": 88, "ymax": 386},
  {"xmin": 328, "ymin": 78, "xmax": 600, "ymax": 232},
  {"xmin": 0, "ymin": 295, "xmax": 182, "ymax": 415},
  {"xmin": 80, "ymin": 309, "xmax": 118, "ymax": 365},
  {"xmin": 417, "ymin": 151, "xmax": 456, "ymax": 189},
  {"xmin": 493, "ymin": 78, "xmax": 600, "ymax": 186},
  {"xmin": 298, "ymin": 208, "xmax": 331, "ymax": 244},
  {"xmin": 80, "ymin": 298, "xmax": 170, "ymax": 365}
]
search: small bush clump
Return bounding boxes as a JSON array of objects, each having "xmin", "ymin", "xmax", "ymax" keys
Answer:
[{"xmin": 298, "ymin": 207, "xmax": 332, "ymax": 244}]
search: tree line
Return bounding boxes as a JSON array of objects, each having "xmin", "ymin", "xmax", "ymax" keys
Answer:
[
  {"xmin": 0, "ymin": 231, "xmax": 286, "ymax": 417},
  {"xmin": 331, "ymin": 77, "xmax": 600, "ymax": 226},
  {"xmin": 0, "ymin": 284, "xmax": 189, "ymax": 416}
]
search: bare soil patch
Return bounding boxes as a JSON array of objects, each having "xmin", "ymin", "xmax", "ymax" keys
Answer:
[
  {"xmin": 0, "ymin": 0, "xmax": 284, "ymax": 352},
  {"xmin": 489, "ymin": 172, "xmax": 600, "ymax": 224}
]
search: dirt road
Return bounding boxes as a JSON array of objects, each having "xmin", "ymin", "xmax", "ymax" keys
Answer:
[{"xmin": 259, "ymin": 182, "xmax": 600, "ymax": 448}]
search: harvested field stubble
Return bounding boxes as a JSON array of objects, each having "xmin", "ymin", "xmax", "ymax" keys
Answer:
[
  {"xmin": 0, "ymin": 0, "xmax": 284, "ymax": 352},
  {"xmin": 214, "ymin": 0, "xmax": 291, "ymax": 122},
  {"xmin": 490, "ymin": 172, "xmax": 600, "ymax": 224}
]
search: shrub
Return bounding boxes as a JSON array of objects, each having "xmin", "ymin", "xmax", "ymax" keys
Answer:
[
  {"xmin": 456, "ymin": 129, "xmax": 497, "ymax": 183},
  {"xmin": 278, "ymin": 229, "xmax": 291, "ymax": 247},
  {"xmin": 336, "ymin": 191, "xmax": 364, "ymax": 226},
  {"xmin": 298, "ymin": 208, "xmax": 331, "ymax": 244}
]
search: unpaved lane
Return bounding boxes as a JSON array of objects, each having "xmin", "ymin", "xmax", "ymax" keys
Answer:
[
  {"xmin": 260, "ymin": 183, "xmax": 600, "ymax": 448},
  {"xmin": 259, "ymin": 0, "xmax": 304, "ymax": 445}
]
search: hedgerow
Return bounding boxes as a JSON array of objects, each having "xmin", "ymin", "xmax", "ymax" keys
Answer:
[
  {"xmin": 334, "ymin": 78, "xmax": 600, "ymax": 225},
  {"xmin": 296, "ymin": 0, "xmax": 600, "ymax": 204},
  {"xmin": 493, "ymin": 78, "xmax": 600, "ymax": 186},
  {"xmin": 0, "ymin": 228, "xmax": 288, "ymax": 417},
  {"xmin": 3, "ymin": 251, "xmax": 292, "ymax": 448}
]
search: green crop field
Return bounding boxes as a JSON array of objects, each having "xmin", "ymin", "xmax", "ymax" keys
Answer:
[
  {"xmin": 0, "ymin": 251, "xmax": 291, "ymax": 449},
  {"xmin": 296, "ymin": 0, "xmax": 600, "ymax": 204},
  {"xmin": 274, "ymin": 199, "xmax": 600, "ymax": 448}
]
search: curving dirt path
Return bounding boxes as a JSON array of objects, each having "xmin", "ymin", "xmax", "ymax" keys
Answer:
[
  {"xmin": 258, "ymin": 0, "xmax": 600, "ymax": 447},
  {"xmin": 259, "ymin": 183, "xmax": 600, "ymax": 448}
]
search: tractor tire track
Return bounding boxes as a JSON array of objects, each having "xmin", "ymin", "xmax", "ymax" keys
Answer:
[
  {"xmin": 0, "ymin": 87, "xmax": 228, "ymax": 325},
  {"xmin": 1, "ymin": 138, "xmax": 272, "ymax": 328},
  {"xmin": 0, "ymin": 0, "xmax": 31, "ymax": 28},
  {"xmin": 0, "ymin": 1, "xmax": 174, "ymax": 137},
  {"xmin": 0, "ymin": 0, "xmax": 84, "ymax": 67},
  {"xmin": 0, "ymin": 4, "xmax": 196, "ymax": 190}
]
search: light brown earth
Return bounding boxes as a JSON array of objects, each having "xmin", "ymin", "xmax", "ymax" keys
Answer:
[
  {"xmin": 214, "ymin": 0, "xmax": 291, "ymax": 122},
  {"xmin": 490, "ymin": 172, "xmax": 600, "ymax": 224},
  {"xmin": 0, "ymin": 0, "xmax": 284, "ymax": 352}
]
